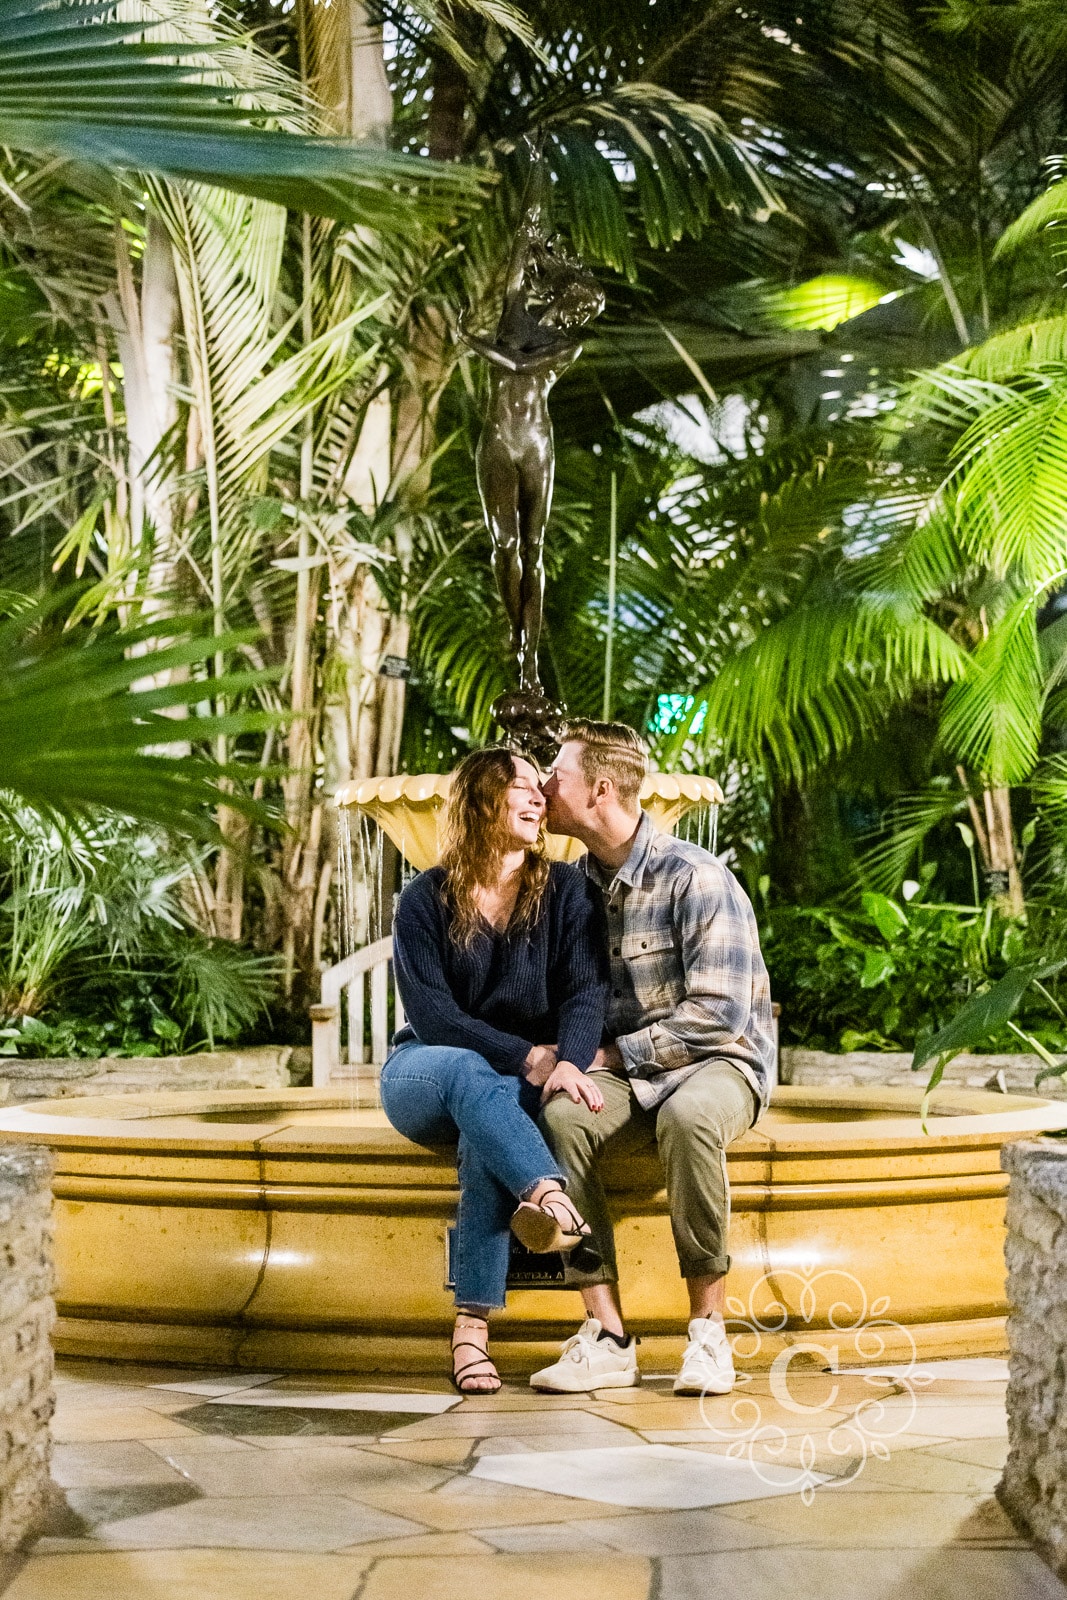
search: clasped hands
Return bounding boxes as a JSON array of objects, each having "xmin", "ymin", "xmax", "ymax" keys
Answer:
[{"xmin": 522, "ymin": 1041, "xmax": 626, "ymax": 1113}]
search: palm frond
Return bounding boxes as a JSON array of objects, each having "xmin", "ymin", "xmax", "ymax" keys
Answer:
[
  {"xmin": 950, "ymin": 376, "xmax": 1067, "ymax": 585},
  {"xmin": 0, "ymin": 595, "xmax": 281, "ymax": 831},
  {"xmin": 543, "ymin": 85, "xmax": 778, "ymax": 280},
  {"xmin": 855, "ymin": 785, "xmax": 967, "ymax": 895},
  {"xmin": 671, "ymin": 592, "xmax": 967, "ymax": 780},
  {"xmin": 995, "ymin": 174, "xmax": 1067, "ymax": 259},
  {"xmin": 0, "ymin": 0, "xmax": 489, "ymax": 229},
  {"xmin": 940, "ymin": 593, "xmax": 1042, "ymax": 782}
]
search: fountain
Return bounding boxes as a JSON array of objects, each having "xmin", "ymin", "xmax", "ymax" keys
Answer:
[
  {"xmin": 0, "ymin": 140, "xmax": 1063, "ymax": 1378},
  {"xmin": 0, "ymin": 1084, "xmax": 1062, "ymax": 1373}
]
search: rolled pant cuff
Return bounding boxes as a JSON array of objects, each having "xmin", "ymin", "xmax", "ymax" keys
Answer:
[{"xmin": 679, "ymin": 1253, "xmax": 731, "ymax": 1279}]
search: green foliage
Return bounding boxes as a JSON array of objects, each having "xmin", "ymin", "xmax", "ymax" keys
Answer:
[
  {"xmin": 0, "ymin": 0, "xmax": 487, "ymax": 230},
  {"xmin": 0, "ymin": 807, "xmax": 277, "ymax": 1055},
  {"xmin": 0, "ymin": 594, "xmax": 278, "ymax": 835},
  {"xmin": 910, "ymin": 956, "xmax": 1067, "ymax": 1105},
  {"xmin": 764, "ymin": 892, "xmax": 1067, "ymax": 1055}
]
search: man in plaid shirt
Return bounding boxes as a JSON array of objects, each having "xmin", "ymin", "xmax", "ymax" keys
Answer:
[{"xmin": 532, "ymin": 719, "xmax": 775, "ymax": 1395}]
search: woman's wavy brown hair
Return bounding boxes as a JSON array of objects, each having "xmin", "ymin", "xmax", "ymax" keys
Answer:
[{"xmin": 439, "ymin": 747, "xmax": 551, "ymax": 949}]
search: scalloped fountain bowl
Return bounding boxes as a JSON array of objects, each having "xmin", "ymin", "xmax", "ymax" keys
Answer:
[
  {"xmin": 333, "ymin": 771, "xmax": 725, "ymax": 871},
  {"xmin": 0, "ymin": 1083, "xmax": 1061, "ymax": 1375}
]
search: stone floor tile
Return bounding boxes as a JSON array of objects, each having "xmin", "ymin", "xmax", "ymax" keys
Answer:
[
  {"xmin": 474, "ymin": 1521, "xmax": 616, "ymax": 1552},
  {"xmin": 450, "ymin": 1390, "xmax": 605, "ymax": 1413},
  {"xmin": 52, "ymin": 1382, "xmax": 177, "ymax": 1411},
  {"xmin": 838, "ymin": 1358, "xmax": 1009, "ymax": 1383},
  {"xmin": 234, "ymin": 1434, "xmax": 361, "ymax": 1450},
  {"xmin": 209, "ymin": 1390, "xmax": 460, "ymax": 1414},
  {"xmin": 174, "ymin": 1401, "xmax": 431, "ymax": 1438},
  {"xmin": 148, "ymin": 1374, "xmax": 282, "ymax": 1398},
  {"xmin": 337, "ymin": 1531, "xmax": 495, "ymax": 1557},
  {"xmin": 357, "ymin": 1552, "xmax": 652, "ymax": 1600},
  {"xmin": 828, "ymin": 1446, "xmax": 1002, "ymax": 1496},
  {"xmin": 1, "ymin": 1549, "xmax": 376, "ymax": 1600},
  {"xmin": 473, "ymin": 1433, "xmax": 647, "ymax": 1456},
  {"xmin": 657, "ymin": 1547, "xmax": 1067, "ymax": 1600},
  {"xmin": 585, "ymin": 1385, "xmax": 675, "ymax": 1404},
  {"xmin": 88, "ymin": 1492, "xmax": 422, "ymax": 1551},
  {"xmin": 52, "ymin": 1408, "xmax": 196, "ymax": 1444},
  {"xmin": 50, "ymin": 1442, "xmax": 190, "ymax": 1490},
  {"xmin": 265, "ymin": 1374, "xmax": 456, "ymax": 1397},
  {"xmin": 143, "ymin": 1435, "xmax": 255, "ymax": 1458},
  {"xmin": 353, "ymin": 1479, "xmax": 642, "ymax": 1531},
  {"xmin": 46, "ymin": 1483, "xmax": 202, "ymax": 1537},
  {"xmin": 56, "ymin": 1359, "xmax": 234, "ymax": 1387},
  {"xmin": 471, "ymin": 1444, "xmax": 833, "ymax": 1509},
  {"xmin": 568, "ymin": 1505, "xmax": 797, "ymax": 1556},
  {"xmin": 907, "ymin": 1380, "xmax": 1010, "ymax": 1398},
  {"xmin": 715, "ymin": 1488, "xmax": 1017, "ymax": 1547},
  {"xmin": 595, "ymin": 1397, "xmax": 855, "ymax": 1440},
  {"xmin": 926, "ymin": 1437, "xmax": 1010, "ymax": 1470},
  {"xmin": 873, "ymin": 1400, "xmax": 1007, "ymax": 1440},
  {"xmin": 368, "ymin": 1439, "xmax": 474, "ymax": 1466},
  {"xmin": 161, "ymin": 1442, "xmax": 450, "ymax": 1499},
  {"xmin": 381, "ymin": 1409, "xmax": 639, "ymax": 1441}
]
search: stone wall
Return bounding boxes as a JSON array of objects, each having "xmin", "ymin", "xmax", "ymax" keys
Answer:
[
  {"xmin": 0, "ymin": 1045, "xmax": 304, "ymax": 1106},
  {"xmin": 781, "ymin": 1047, "xmax": 1062, "ymax": 1098},
  {"xmin": 0, "ymin": 1147, "xmax": 54, "ymax": 1551},
  {"xmin": 998, "ymin": 1139, "xmax": 1067, "ymax": 1578}
]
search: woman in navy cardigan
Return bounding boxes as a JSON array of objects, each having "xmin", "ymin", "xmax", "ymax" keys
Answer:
[{"xmin": 382, "ymin": 746, "xmax": 607, "ymax": 1393}]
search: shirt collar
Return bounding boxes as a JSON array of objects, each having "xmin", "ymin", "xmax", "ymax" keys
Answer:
[{"xmin": 584, "ymin": 810, "xmax": 656, "ymax": 894}]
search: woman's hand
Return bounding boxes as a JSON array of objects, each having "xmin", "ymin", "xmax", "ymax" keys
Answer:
[
  {"xmin": 539, "ymin": 1061, "xmax": 604, "ymax": 1112},
  {"xmin": 522, "ymin": 1043, "xmax": 558, "ymax": 1085}
]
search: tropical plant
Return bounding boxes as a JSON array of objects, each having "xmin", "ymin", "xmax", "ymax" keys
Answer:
[
  {"xmin": 0, "ymin": 805, "xmax": 277, "ymax": 1053},
  {"xmin": 764, "ymin": 888, "xmax": 1067, "ymax": 1055}
]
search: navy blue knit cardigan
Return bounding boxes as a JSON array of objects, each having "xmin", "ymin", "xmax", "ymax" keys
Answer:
[{"xmin": 391, "ymin": 860, "xmax": 607, "ymax": 1073}]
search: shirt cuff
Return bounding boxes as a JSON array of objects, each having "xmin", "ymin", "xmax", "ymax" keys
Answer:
[{"xmin": 617, "ymin": 1025, "xmax": 692, "ymax": 1077}]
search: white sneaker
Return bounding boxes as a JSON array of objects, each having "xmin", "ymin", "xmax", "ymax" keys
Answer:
[
  {"xmin": 674, "ymin": 1316, "xmax": 735, "ymax": 1395},
  {"xmin": 529, "ymin": 1318, "xmax": 640, "ymax": 1393}
]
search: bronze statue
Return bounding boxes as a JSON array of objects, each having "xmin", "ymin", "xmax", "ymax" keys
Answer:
[{"xmin": 460, "ymin": 138, "xmax": 604, "ymax": 746}]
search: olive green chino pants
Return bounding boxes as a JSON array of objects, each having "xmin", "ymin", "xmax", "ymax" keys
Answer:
[{"xmin": 539, "ymin": 1060, "xmax": 757, "ymax": 1283}]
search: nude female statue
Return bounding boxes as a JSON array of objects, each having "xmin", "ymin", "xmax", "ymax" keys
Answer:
[{"xmin": 460, "ymin": 145, "xmax": 605, "ymax": 710}]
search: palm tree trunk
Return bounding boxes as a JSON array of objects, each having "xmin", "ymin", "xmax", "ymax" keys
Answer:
[
  {"xmin": 956, "ymin": 769, "xmax": 1025, "ymax": 917},
  {"xmin": 109, "ymin": 213, "xmax": 180, "ymax": 571}
]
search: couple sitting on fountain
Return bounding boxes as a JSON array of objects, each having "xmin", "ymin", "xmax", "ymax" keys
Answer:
[{"xmin": 380, "ymin": 720, "xmax": 776, "ymax": 1396}]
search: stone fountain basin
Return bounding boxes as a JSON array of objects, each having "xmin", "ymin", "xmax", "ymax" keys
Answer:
[{"xmin": 0, "ymin": 1084, "xmax": 1061, "ymax": 1374}]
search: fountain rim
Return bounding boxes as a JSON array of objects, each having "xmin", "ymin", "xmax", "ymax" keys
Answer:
[{"xmin": 0, "ymin": 1084, "xmax": 1063, "ymax": 1157}]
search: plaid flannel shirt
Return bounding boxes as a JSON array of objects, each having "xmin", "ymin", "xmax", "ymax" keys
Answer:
[{"xmin": 582, "ymin": 810, "xmax": 775, "ymax": 1118}]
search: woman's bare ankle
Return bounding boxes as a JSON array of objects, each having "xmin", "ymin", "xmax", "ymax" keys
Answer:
[{"xmin": 525, "ymin": 1178, "xmax": 563, "ymax": 1207}]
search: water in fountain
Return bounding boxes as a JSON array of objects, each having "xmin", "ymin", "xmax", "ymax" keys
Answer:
[{"xmin": 677, "ymin": 801, "xmax": 720, "ymax": 858}]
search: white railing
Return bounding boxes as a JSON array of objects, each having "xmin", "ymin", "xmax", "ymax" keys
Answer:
[
  {"xmin": 311, "ymin": 935, "xmax": 401, "ymax": 1089},
  {"xmin": 311, "ymin": 938, "xmax": 781, "ymax": 1090}
]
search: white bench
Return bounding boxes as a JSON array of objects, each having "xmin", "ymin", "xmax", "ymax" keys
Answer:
[{"xmin": 310, "ymin": 935, "xmax": 400, "ymax": 1090}]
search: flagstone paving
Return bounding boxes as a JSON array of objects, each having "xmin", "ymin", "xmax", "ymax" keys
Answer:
[{"xmin": 0, "ymin": 1354, "xmax": 1063, "ymax": 1598}]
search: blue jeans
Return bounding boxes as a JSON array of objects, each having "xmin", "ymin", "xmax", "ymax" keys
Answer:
[{"xmin": 380, "ymin": 1040, "xmax": 563, "ymax": 1310}]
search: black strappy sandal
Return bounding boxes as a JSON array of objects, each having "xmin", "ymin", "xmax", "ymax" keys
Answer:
[
  {"xmin": 450, "ymin": 1316, "xmax": 502, "ymax": 1395},
  {"xmin": 511, "ymin": 1187, "xmax": 592, "ymax": 1254}
]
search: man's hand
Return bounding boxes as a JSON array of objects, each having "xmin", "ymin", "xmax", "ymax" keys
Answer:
[
  {"xmin": 589, "ymin": 1041, "xmax": 624, "ymax": 1074},
  {"xmin": 539, "ymin": 1061, "xmax": 605, "ymax": 1112},
  {"xmin": 522, "ymin": 1043, "xmax": 558, "ymax": 1086}
]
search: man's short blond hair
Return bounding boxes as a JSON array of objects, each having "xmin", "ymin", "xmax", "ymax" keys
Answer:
[{"xmin": 564, "ymin": 719, "xmax": 648, "ymax": 812}]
